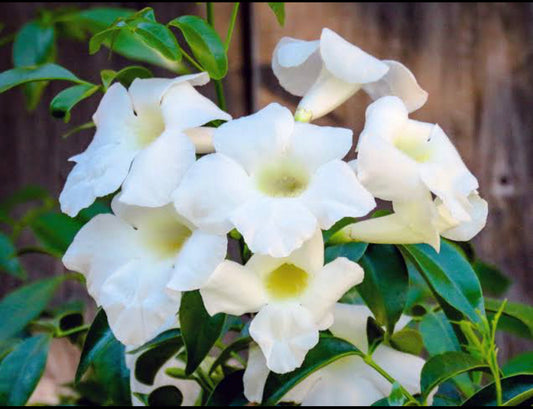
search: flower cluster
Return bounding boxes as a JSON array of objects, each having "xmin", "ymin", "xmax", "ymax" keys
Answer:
[{"xmin": 61, "ymin": 28, "xmax": 487, "ymax": 405}]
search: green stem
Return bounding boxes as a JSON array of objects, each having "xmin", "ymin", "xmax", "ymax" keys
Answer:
[
  {"xmin": 205, "ymin": 2, "xmax": 228, "ymax": 111},
  {"xmin": 225, "ymin": 3, "xmax": 240, "ymax": 51},
  {"xmin": 364, "ymin": 355, "xmax": 419, "ymax": 405},
  {"xmin": 58, "ymin": 324, "xmax": 90, "ymax": 338},
  {"xmin": 180, "ymin": 47, "xmax": 205, "ymax": 72}
]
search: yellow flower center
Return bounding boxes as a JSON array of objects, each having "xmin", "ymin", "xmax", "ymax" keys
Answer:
[
  {"xmin": 143, "ymin": 219, "xmax": 192, "ymax": 259},
  {"xmin": 256, "ymin": 159, "xmax": 309, "ymax": 197},
  {"xmin": 134, "ymin": 110, "xmax": 165, "ymax": 148},
  {"xmin": 265, "ymin": 263, "xmax": 309, "ymax": 300}
]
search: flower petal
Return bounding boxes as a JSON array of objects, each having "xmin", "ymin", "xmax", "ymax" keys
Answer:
[
  {"xmin": 200, "ymin": 260, "xmax": 267, "ymax": 316},
  {"xmin": 329, "ymin": 303, "xmax": 372, "ymax": 352},
  {"xmin": 440, "ymin": 192, "xmax": 488, "ymax": 241},
  {"xmin": 119, "ymin": 130, "xmax": 196, "ymax": 207},
  {"xmin": 320, "ymin": 28, "xmax": 389, "ymax": 84},
  {"xmin": 184, "ymin": 127, "xmax": 215, "ymax": 154},
  {"xmin": 161, "ymin": 81, "xmax": 231, "ymax": 131},
  {"xmin": 249, "ymin": 303, "xmax": 319, "ymax": 374},
  {"xmin": 62, "ymin": 214, "xmax": 143, "ymax": 299},
  {"xmin": 166, "ymin": 230, "xmax": 228, "ymax": 292},
  {"xmin": 99, "ymin": 259, "xmax": 180, "ymax": 346},
  {"xmin": 231, "ymin": 196, "xmax": 318, "ymax": 257},
  {"xmin": 301, "ymin": 160, "xmax": 376, "ymax": 229},
  {"xmin": 290, "ymin": 122, "xmax": 353, "ymax": 171},
  {"xmin": 362, "ymin": 60, "xmax": 428, "ymax": 113},
  {"xmin": 243, "ymin": 343, "xmax": 271, "ymax": 403},
  {"xmin": 272, "ymin": 37, "xmax": 322, "ymax": 96},
  {"xmin": 128, "ymin": 73, "xmax": 209, "ymax": 118},
  {"xmin": 419, "ymin": 125, "xmax": 479, "ymax": 221},
  {"xmin": 213, "ymin": 103, "xmax": 293, "ymax": 173},
  {"xmin": 59, "ymin": 83, "xmax": 140, "ymax": 217},
  {"xmin": 301, "ymin": 258, "xmax": 364, "ymax": 325},
  {"xmin": 173, "ymin": 153, "xmax": 251, "ymax": 234}
]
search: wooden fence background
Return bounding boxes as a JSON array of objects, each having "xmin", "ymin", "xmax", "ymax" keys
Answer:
[{"xmin": 0, "ymin": 2, "xmax": 531, "ymax": 394}]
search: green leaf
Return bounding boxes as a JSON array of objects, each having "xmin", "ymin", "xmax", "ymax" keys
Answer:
[
  {"xmin": 30, "ymin": 211, "xmax": 83, "ymax": 256},
  {"xmin": 134, "ymin": 332, "xmax": 183, "ymax": 385},
  {"xmin": 399, "ymin": 240, "xmax": 484, "ymax": 323},
  {"xmin": 128, "ymin": 328, "xmax": 180, "ymax": 355},
  {"xmin": 179, "ymin": 291, "xmax": 226, "ymax": 375},
  {"xmin": 76, "ymin": 309, "xmax": 130, "ymax": 405},
  {"xmin": 169, "ymin": 15, "xmax": 228, "ymax": 79},
  {"xmin": 209, "ymin": 336, "xmax": 251, "ymax": 375},
  {"xmin": 50, "ymin": 83, "xmax": 100, "ymax": 122},
  {"xmin": 89, "ymin": 25, "xmax": 122, "ymax": 54},
  {"xmin": 388, "ymin": 382, "xmax": 407, "ymax": 406},
  {"xmin": 485, "ymin": 298, "xmax": 533, "ymax": 339},
  {"xmin": 0, "ymin": 334, "xmax": 51, "ymax": 406},
  {"xmin": 325, "ymin": 241, "xmax": 368, "ymax": 264},
  {"xmin": 367, "ymin": 316, "xmax": 385, "ymax": 353},
  {"xmin": 131, "ymin": 19, "xmax": 181, "ymax": 62},
  {"xmin": 100, "ymin": 65, "xmax": 152, "ymax": 90},
  {"xmin": 503, "ymin": 352, "xmax": 533, "ymax": 376},
  {"xmin": 0, "ymin": 63, "xmax": 85, "ymax": 94},
  {"xmin": 421, "ymin": 351, "xmax": 489, "ymax": 400},
  {"xmin": 322, "ymin": 216, "xmax": 357, "ymax": 244},
  {"xmin": 268, "ymin": 3, "xmax": 286, "ymax": 26},
  {"xmin": 148, "ymin": 385, "xmax": 183, "ymax": 406},
  {"xmin": 0, "ymin": 233, "xmax": 24, "ymax": 279},
  {"xmin": 473, "ymin": 260, "xmax": 511, "ymax": 298},
  {"xmin": 389, "ymin": 327, "xmax": 423, "ymax": 356},
  {"xmin": 262, "ymin": 335, "xmax": 363, "ymax": 405},
  {"xmin": 13, "ymin": 21, "xmax": 56, "ymax": 111},
  {"xmin": 0, "ymin": 276, "xmax": 66, "ymax": 340},
  {"xmin": 358, "ymin": 244, "xmax": 409, "ymax": 334},
  {"xmin": 419, "ymin": 311, "xmax": 475, "ymax": 397},
  {"xmin": 462, "ymin": 374, "xmax": 533, "ymax": 406},
  {"xmin": 206, "ymin": 369, "xmax": 247, "ymax": 406}
]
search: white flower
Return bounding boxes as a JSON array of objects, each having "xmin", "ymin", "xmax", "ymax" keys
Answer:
[
  {"xmin": 62, "ymin": 196, "xmax": 227, "ymax": 346},
  {"xmin": 199, "ymin": 231, "xmax": 364, "ymax": 374},
  {"xmin": 173, "ymin": 103, "xmax": 375, "ymax": 257},
  {"xmin": 244, "ymin": 304, "xmax": 428, "ymax": 406},
  {"xmin": 126, "ymin": 346, "xmax": 201, "ymax": 406},
  {"xmin": 338, "ymin": 189, "xmax": 488, "ymax": 250},
  {"xmin": 272, "ymin": 28, "xmax": 427, "ymax": 121},
  {"xmin": 59, "ymin": 73, "xmax": 231, "ymax": 217}
]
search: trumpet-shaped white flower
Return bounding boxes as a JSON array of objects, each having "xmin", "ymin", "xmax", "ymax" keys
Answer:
[
  {"xmin": 173, "ymin": 103, "xmax": 375, "ymax": 257},
  {"xmin": 62, "ymin": 197, "xmax": 227, "ymax": 346},
  {"xmin": 126, "ymin": 346, "xmax": 201, "ymax": 406},
  {"xmin": 200, "ymin": 231, "xmax": 364, "ymax": 374},
  {"xmin": 59, "ymin": 73, "xmax": 231, "ymax": 217},
  {"xmin": 272, "ymin": 28, "xmax": 427, "ymax": 121},
  {"xmin": 244, "ymin": 304, "xmax": 428, "ymax": 406},
  {"xmin": 336, "ymin": 188, "xmax": 488, "ymax": 250}
]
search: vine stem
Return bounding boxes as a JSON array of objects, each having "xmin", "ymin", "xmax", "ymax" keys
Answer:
[
  {"xmin": 206, "ymin": 2, "xmax": 227, "ymax": 111},
  {"xmin": 225, "ymin": 3, "xmax": 240, "ymax": 51},
  {"xmin": 363, "ymin": 354, "xmax": 420, "ymax": 405}
]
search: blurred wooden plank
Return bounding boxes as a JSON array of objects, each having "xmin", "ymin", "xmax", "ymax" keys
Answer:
[{"xmin": 252, "ymin": 2, "xmax": 533, "ymax": 358}]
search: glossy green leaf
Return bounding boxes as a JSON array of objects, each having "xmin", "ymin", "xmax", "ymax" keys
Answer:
[
  {"xmin": 462, "ymin": 374, "xmax": 533, "ymax": 406},
  {"xmin": 399, "ymin": 241, "xmax": 484, "ymax": 323},
  {"xmin": 134, "ymin": 332, "xmax": 183, "ymax": 385},
  {"xmin": 419, "ymin": 311, "xmax": 460, "ymax": 356},
  {"xmin": 206, "ymin": 369, "xmax": 247, "ymax": 406},
  {"xmin": 503, "ymin": 351, "xmax": 533, "ymax": 376},
  {"xmin": 169, "ymin": 15, "xmax": 228, "ymax": 79},
  {"xmin": 268, "ymin": 3, "xmax": 286, "ymax": 26},
  {"xmin": 325, "ymin": 241, "xmax": 368, "ymax": 264},
  {"xmin": 389, "ymin": 327, "xmax": 423, "ymax": 356},
  {"xmin": 100, "ymin": 65, "xmax": 152, "ymax": 90},
  {"xmin": 180, "ymin": 291, "xmax": 226, "ymax": 375},
  {"xmin": 473, "ymin": 260, "xmax": 511, "ymax": 298},
  {"xmin": 76, "ymin": 309, "xmax": 130, "ymax": 405},
  {"xmin": 148, "ymin": 385, "xmax": 183, "ymax": 406},
  {"xmin": 30, "ymin": 211, "xmax": 83, "ymax": 256},
  {"xmin": 485, "ymin": 298, "xmax": 533, "ymax": 339},
  {"xmin": 322, "ymin": 216, "xmax": 357, "ymax": 244},
  {"xmin": 0, "ymin": 233, "xmax": 24, "ymax": 279},
  {"xmin": 421, "ymin": 351, "xmax": 489, "ymax": 400},
  {"xmin": 132, "ymin": 19, "xmax": 181, "ymax": 62},
  {"xmin": 13, "ymin": 20, "xmax": 56, "ymax": 111},
  {"xmin": 358, "ymin": 244, "xmax": 409, "ymax": 334},
  {"xmin": 262, "ymin": 335, "xmax": 363, "ymax": 405},
  {"xmin": 128, "ymin": 328, "xmax": 180, "ymax": 355},
  {"xmin": 0, "ymin": 63, "xmax": 85, "ymax": 94},
  {"xmin": 0, "ymin": 276, "xmax": 66, "ymax": 340},
  {"xmin": 88, "ymin": 25, "xmax": 122, "ymax": 54},
  {"xmin": 0, "ymin": 334, "xmax": 51, "ymax": 406},
  {"xmin": 50, "ymin": 83, "xmax": 100, "ymax": 122}
]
